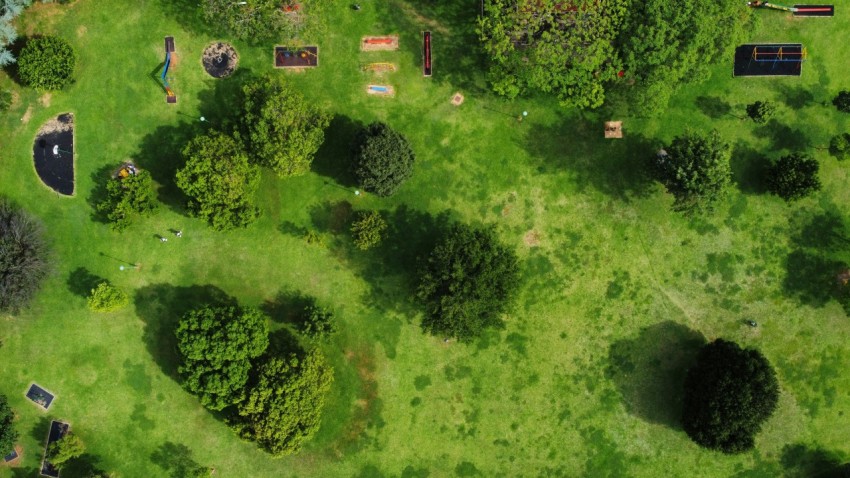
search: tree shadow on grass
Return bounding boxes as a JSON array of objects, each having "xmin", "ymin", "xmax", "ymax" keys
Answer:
[
  {"xmin": 86, "ymin": 165, "xmax": 116, "ymax": 224},
  {"xmin": 309, "ymin": 200, "xmax": 355, "ymax": 236},
  {"xmin": 695, "ymin": 96, "xmax": 732, "ymax": 119},
  {"xmin": 781, "ymin": 443, "xmax": 850, "ymax": 477},
  {"xmin": 373, "ymin": 0, "xmax": 488, "ymax": 93},
  {"xmin": 731, "ymin": 141, "xmax": 770, "ymax": 194},
  {"xmin": 782, "ymin": 249, "xmax": 846, "ymax": 308},
  {"xmin": 311, "ymin": 115, "xmax": 363, "ymax": 188},
  {"xmin": 153, "ymin": 0, "xmax": 216, "ymax": 38},
  {"xmin": 150, "ymin": 441, "xmax": 207, "ymax": 478},
  {"xmin": 62, "ymin": 453, "xmax": 109, "ymax": 477},
  {"xmin": 66, "ymin": 267, "xmax": 103, "ymax": 298},
  {"xmin": 261, "ymin": 288, "xmax": 315, "ymax": 325},
  {"xmin": 29, "ymin": 416, "xmax": 51, "ymax": 443},
  {"xmin": 131, "ymin": 123, "xmax": 197, "ymax": 213},
  {"xmin": 195, "ymin": 68, "xmax": 256, "ymax": 136},
  {"xmin": 606, "ymin": 321, "xmax": 706, "ymax": 429},
  {"xmin": 776, "ymin": 85, "xmax": 816, "ymax": 110},
  {"xmin": 755, "ymin": 119, "xmax": 810, "ymax": 152},
  {"xmin": 522, "ymin": 114, "xmax": 656, "ymax": 202},
  {"xmin": 793, "ymin": 211, "xmax": 850, "ymax": 251},
  {"xmin": 9, "ymin": 469, "xmax": 39, "ymax": 478},
  {"xmin": 133, "ymin": 284, "xmax": 237, "ymax": 380}
]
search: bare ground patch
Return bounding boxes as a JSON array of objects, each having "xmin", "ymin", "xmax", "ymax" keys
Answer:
[{"xmin": 39, "ymin": 93, "xmax": 52, "ymax": 107}]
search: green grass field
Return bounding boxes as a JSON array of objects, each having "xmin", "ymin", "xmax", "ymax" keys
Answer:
[{"xmin": 1, "ymin": 1, "xmax": 850, "ymax": 476}]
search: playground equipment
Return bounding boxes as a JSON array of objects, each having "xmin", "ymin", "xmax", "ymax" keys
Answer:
[
  {"xmin": 604, "ymin": 121, "xmax": 623, "ymax": 139},
  {"xmin": 274, "ymin": 46, "xmax": 319, "ymax": 68},
  {"xmin": 361, "ymin": 35, "xmax": 399, "ymax": 51},
  {"xmin": 747, "ymin": 1, "xmax": 834, "ymax": 16},
  {"xmin": 423, "ymin": 31, "xmax": 432, "ymax": 77},
  {"xmin": 362, "ymin": 62, "xmax": 396, "ymax": 72},
  {"xmin": 734, "ymin": 43, "xmax": 805, "ymax": 77},
  {"xmin": 366, "ymin": 84, "xmax": 394, "ymax": 96},
  {"xmin": 161, "ymin": 37, "xmax": 176, "ymax": 104}
]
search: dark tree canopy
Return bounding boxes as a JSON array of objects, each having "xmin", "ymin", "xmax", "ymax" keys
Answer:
[
  {"xmin": 617, "ymin": 0, "xmax": 750, "ymax": 114},
  {"xmin": 201, "ymin": 0, "xmax": 308, "ymax": 43},
  {"xmin": 176, "ymin": 305, "xmax": 269, "ymax": 411},
  {"xmin": 417, "ymin": 224, "xmax": 520, "ymax": 342},
  {"xmin": 653, "ymin": 130, "xmax": 732, "ymax": 214},
  {"xmin": 767, "ymin": 153, "xmax": 821, "ymax": 201},
  {"xmin": 0, "ymin": 198, "xmax": 50, "ymax": 313},
  {"xmin": 17, "ymin": 36, "xmax": 76, "ymax": 91},
  {"xmin": 478, "ymin": 0, "xmax": 628, "ymax": 109},
  {"xmin": 97, "ymin": 169, "xmax": 158, "ymax": 231},
  {"xmin": 176, "ymin": 131, "xmax": 260, "ymax": 231},
  {"xmin": 239, "ymin": 75, "xmax": 331, "ymax": 177},
  {"xmin": 236, "ymin": 348, "xmax": 333, "ymax": 456},
  {"xmin": 352, "ymin": 122, "xmax": 416, "ymax": 196},
  {"xmin": 833, "ymin": 91, "xmax": 850, "ymax": 113},
  {"xmin": 682, "ymin": 339, "xmax": 780, "ymax": 454},
  {"xmin": 0, "ymin": 395, "xmax": 17, "ymax": 455}
]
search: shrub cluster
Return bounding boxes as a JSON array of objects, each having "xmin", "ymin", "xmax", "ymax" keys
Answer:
[{"xmin": 17, "ymin": 36, "xmax": 76, "ymax": 90}]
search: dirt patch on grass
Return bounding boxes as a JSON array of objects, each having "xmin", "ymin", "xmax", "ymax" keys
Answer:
[
  {"xmin": 333, "ymin": 348, "xmax": 380, "ymax": 452},
  {"xmin": 22, "ymin": 2, "xmax": 66, "ymax": 36},
  {"xmin": 76, "ymin": 25, "xmax": 87, "ymax": 37},
  {"xmin": 524, "ymin": 230, "xmax": 541, "ymax": 247},
  {"xmin": 39, "ymin": 93, "xmax": 51, "ymax": 107},
  {"xmin": 21, "ymin": 106, "xmax": 33, "ymax": 124}
]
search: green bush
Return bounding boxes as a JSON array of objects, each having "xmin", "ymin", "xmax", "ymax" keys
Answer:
[
  {"xmin": 653, "ymin": 130, "xmax": 732, "ymax": 214},
  {"xmin": 300, "ymin": 305, "xmax": 338, "ymax": 340},
  {"xmin": 352, "ymin": 122, "xmax": 415, "ymax": 197},
  {"xmin": 87, "ymin": 281, "xmax": 129, "ymax": 312},
  {"xmin": 0, "ymin": 90, "xmax": 12, "ymax": 112},
  {"xmin": 46, "ymin": 433, "xmax": 85, "ymax": 470},
  {"xmin": 351, "ymin": 210, "xmax": 387, "ymax": 250},
  {"xmin": 17, "ymin": 36, "xmax": 76, "ymax": 91},
  {"xmin": 829, "ymin": 133, "xmax": 850, "ymax": 160},
  {"xmin": 746, "ymin": 101, "xmax": 776, "ymax": 124},
  {"xmin": 303, "ymin": 229, "xmax": 325, "ymax": 247}
]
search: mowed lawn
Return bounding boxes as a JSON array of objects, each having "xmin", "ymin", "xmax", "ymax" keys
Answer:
[{"xmin": 1, "ymin": 1, "xmax": 850, "ymax": 477}]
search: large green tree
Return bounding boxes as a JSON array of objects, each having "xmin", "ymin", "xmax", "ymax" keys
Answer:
[
  {"xmin": 417, "ymin": 224, "xmax": 520, "ymax": 342},
  {"xmin": 176, "ymin": 131, "xmax": 260, "ymax": 231},
  {"xmin": 682, "ymin": 339, "xmax": 779, "ymax": 454},
  {"xmin": 17, "ymin": 35, "xmax": 76, "ymax": 90},
  {"xmin": 97, "ymin": 169, "xmax": 158, "ymax": 231},
  {"xmin": 653, "ymin": 130, "xmax": 732, "ymax": 214},
  {"xmin": 235, "ymin": 348, "xmax": 333, "ymax": 456},
  {"xmin": 176, "ymin": 305, "xmax": 269, "ymax": 411},
  {"xmin": 478, "ymin": 0, "xmax": 628, "ymax": 109},
  {"xmin": 239, "ymin": 75, "xmax": 331, "ymax": 177},
  {"xmin": 617, "ymin": 0, "xmax": 749, "ymax": 114},
  {"xmin": 0, "ymin": 395, "xmax": 17, "ymax": 455},
  {"xmin": 352, "ymin": 123, "xmax": 415, "ymax": 197},
  {"xmin": 201, "ymin": 0, "xmax": 306, "ymax": 43},
  {"xmin": 767, "ymin": 153, "xmax": 821, "ymax": 202},
  {"xmin": 0, "ymin": 198, "xmax": 50, "ymax": 314}
]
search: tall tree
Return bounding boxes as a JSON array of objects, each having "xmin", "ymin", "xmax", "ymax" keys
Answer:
[
  {"xmin": 236, "ymin": 348, "xmax": 333, "ymax": 456},
  {"xmin": 0, "ymin": 395, "xmax": 17, "ymax": 455},
  {"xmin": 176, "ymin": 131, "xmax": 260, "ymax": 231},
  {"xmin": 767, "ymin": 153, "xmax": 821, "ymax": 201},
  {"xmin": 417, "ymin": 224, "xmax": 520, "ymax": 342},
  {"xmin": 682, "ymin": 339, "xmax": 779, "ymax": 454},
  {"xmin": 0, "ymin": 198, "xmax": 50, "ymax": 313},
  {"xmin": 239, "ymin": 75, "xmax": 330, "ymax": 177},
  {"xmin": 653, "ymin": 130, "xmax": 732, "ymax": 214},
  {"xmin": 176, "ymin": 305, "xmax": 269, "ymax": 410},
  {"xmin": 352, "ymin": 123, "xmax": 415, "ymax": 197},
  {"xmin": 478, "ymin": 0, "xmax": 628, "ymax": 109},
  {"xmin": 97, "ymin": 169, "xmax": 158, "ymax": 231},
  {"xmin": 0, "ymin": 0, "xmax": 31, "ymax": 67},
  {"xmin": 617, "ymin": 0, "xmax": 749, "ymax": 115},
  {"xmin": 46, "ymin": 433, "xmax": 85, "ymax": 470}
]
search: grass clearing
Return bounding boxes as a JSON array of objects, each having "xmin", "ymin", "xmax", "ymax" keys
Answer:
[{"xmin": 0, "ymin": 1, "xmax": 849, "ymax": 477}]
